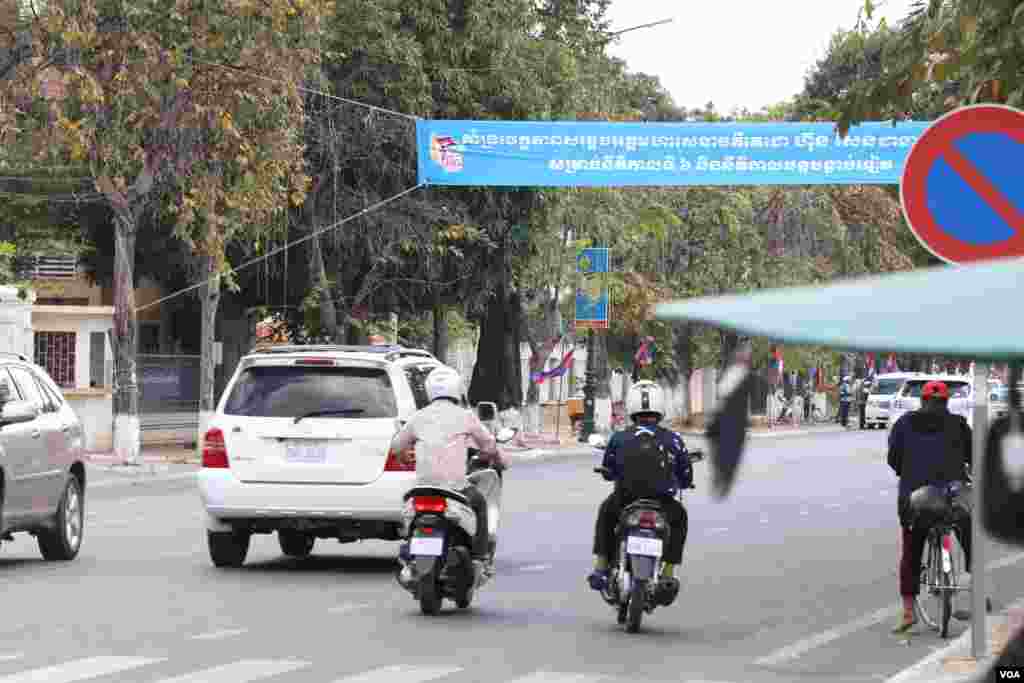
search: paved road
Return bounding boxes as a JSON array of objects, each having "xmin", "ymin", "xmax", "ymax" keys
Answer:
[{"xmin": 1, "ymin": 429, "xmax": 1022, "ymax": 683}]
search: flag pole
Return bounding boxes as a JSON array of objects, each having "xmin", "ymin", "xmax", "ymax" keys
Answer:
[{"xmin": 555, "ymin": 336, "xmax": 564, "ymax": 440}]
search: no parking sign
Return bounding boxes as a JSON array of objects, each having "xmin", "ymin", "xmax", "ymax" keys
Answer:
[{"xmin": 900, "ymin": 104, "xmax": 1024, "ymax": 264}]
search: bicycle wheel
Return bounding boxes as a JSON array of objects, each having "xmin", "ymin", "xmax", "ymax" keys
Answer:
[{"xmin": 915, "ymin": 537, "xmax": 941, "ymax": 632}]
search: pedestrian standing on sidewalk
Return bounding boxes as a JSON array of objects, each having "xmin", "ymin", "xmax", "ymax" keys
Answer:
[
  {"xmin": 839, "ymin": 376, "xmax": 852, "ymax": 427},
  {"xmin": 858, "ymin": 377, "xmax": 872, "ymax": 430}
]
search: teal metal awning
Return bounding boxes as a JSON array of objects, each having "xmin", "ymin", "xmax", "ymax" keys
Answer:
[{"xmin": 654, "ymin": 257, "xmax": 1024, "ymax": 360}]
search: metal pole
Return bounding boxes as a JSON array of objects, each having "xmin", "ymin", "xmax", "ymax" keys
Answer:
[
  {"xmin": 580, "ymin": 329, "xmax": 596, "ymax": 442},
  {"xmin": 971, "ymin": 361, "xmax": 989, "ymax": 660}
]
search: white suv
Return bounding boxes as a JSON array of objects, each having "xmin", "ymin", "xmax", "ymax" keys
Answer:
[
  {"xmin": 886, "ymin": 374, "xmax": 974, "ymax": 430},
  {"xmin": 864, "ymin": 373, "xmax": 921, "ymax": 429},
  {"xmin": 197, "ymin": 344, "xmax": 442, "ymax": 568}
]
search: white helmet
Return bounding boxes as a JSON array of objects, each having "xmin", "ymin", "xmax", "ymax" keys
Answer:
[
  {"xmin": 626, "ymin": 380, "xmax": 664, "ymax": 420},
  {"xmin": 424, "ymin": 366, "xmax": 464, "ymax": 403}
]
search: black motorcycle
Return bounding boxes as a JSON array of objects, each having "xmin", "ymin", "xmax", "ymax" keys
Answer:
[
  {"xmin": 593, "ymin": 447, "xmax": 703, "ymax": 633},
  {"xmin": 396, "ymin": 402, "xmax": 515, "ymax": 615}
]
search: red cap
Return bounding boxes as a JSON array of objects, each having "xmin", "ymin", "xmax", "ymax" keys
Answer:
[{"xmin": 922, "ymin": 381, "xmax": 950, "ymax": 400}]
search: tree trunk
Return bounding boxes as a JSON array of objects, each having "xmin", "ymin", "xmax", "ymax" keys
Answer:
[
  {"xmin": 111, "ymin": 213, "xmax": 140, "ymax": 465},
  {"xmin": 432, "ymin": 291, "xmax": 449, "ymax": 363},
  {"xmin": 592, "ymin": 329, "xmax": 612, "ymax": 431},
  {"xmin": 673, "ymin": 323, "xmax": 694, "ymax": 420},
  {"xmin": 308, "ymin": 227, "xmax": 342, "ymax": 343},
  {"xmin": 523, "ymin": 296, "xmax": 561, "ymax": 434},
  {"xmin": 196, "ymin": 251, "xmax": 221, "ymax": 456},
  {"xmin": 468, "ymin": 288, "xmax": 523, "ymax": 411}
]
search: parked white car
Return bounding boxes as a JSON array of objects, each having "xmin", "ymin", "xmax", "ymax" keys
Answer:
[
  {"xmin": 864, "ymin": 372, "xmax": 921, "ymax": 429},
  {"xmin": 886, "ymin": 374, "xmax": 977, "ymax": 429},
  {"xmin": 197, "ymin": 344, "xmax": 442, "ymax": 568}
]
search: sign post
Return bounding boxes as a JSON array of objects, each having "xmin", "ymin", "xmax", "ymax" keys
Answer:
[
  {"xmin": 576, "ymin": 247, "xmax": 609, "ymax": 441},
  {"xmin": 900, "ymin": 104, "xmax": 1024, "ymax": 660}
]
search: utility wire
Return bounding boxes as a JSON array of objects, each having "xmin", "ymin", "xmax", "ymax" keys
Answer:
[{"xmin": 134, "ymin": 182, "xmax": 426, "ymax": 313}]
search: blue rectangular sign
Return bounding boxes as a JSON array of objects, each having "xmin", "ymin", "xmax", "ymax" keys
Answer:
[
  {"xmin": 576, "ymin": 248, "xmax": 609, "ymax": 329},
  {"xmin": 416, "ymin": 120, "xmax": 930, "ymax": 187}
]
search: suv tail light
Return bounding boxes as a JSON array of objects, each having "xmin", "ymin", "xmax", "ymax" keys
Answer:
[
  {"xmin": 413, "ymin": 496, "xmax": 447, "ymax": 513},
  {"xmin": 385, "ymin": 447, "xmax": 415, "ymax": 472},
  {"xmin": 295, "ymin": 358, "xmax": 335, "ymax": 366},
  {"xmin": 202, "ymin": 428, "xmax": 229, "ymax": 468}
]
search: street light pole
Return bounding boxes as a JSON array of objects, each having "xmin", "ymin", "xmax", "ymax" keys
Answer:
[
  {"xmin": 580, "ymin": 328, "xmax": 597, "ymax": 442},
  {"xmin": 971, "ymin": 361, "xmax": 989, "ymax": 659}
]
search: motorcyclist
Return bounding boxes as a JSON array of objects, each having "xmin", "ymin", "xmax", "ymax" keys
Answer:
[
  {"xmin": 587, "ymin": 381, "xmax": 693, "ymax": 603},
  {"xmin": 887, "ymin": 380, "xmax": 974, "ymax": 632},
  {"xmin": 391, "ymin": 366, "xmax": 505, "ymax": 575}
]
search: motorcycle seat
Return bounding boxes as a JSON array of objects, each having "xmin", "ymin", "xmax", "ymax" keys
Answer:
[
  {"xmin": 403, "ymin": 486, "xmax": 471, "ymax": 507},
  {"xmin": 622, "ymin": 499, "xmax": 664, "ymax": 515}
]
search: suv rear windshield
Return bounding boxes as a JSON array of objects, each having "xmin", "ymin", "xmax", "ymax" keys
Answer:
[
  {"xmin": 873, "ymin": 379, "xmax": 906, "ymax": 395},
  {"xmin": 902, "ymin": 380, "xmax": 970, "ymax": 398},
  {"xmin": 224, "ymin": 365, "xmax": 397, "ymax": 418}
]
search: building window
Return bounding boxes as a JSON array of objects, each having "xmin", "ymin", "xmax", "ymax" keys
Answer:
[{"xmin": 34, "ymin": 332, "xmax": 76, "ymax": 388}]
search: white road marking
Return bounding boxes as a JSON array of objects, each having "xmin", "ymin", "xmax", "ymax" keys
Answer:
[
  {"xmin": 760, "ymin": 518, "xmax": 770, "ymax": 524},
  {"xmin": 327, "ymin": 602, "xmax": 374, "ymax": 614},
  {"xmin": 707, "ymin": 528, "xmax": 730, "ymax": 535},
  {"xmin": 799, "ymin": 510, "xmax": 809, "ymax": 516},
  {"xmin": 507, "ymin": 673, "xmax": 602, "ymax": 683},
  {"xmin": 188, "ymin": 628, "xmax": 248, "ymax": 641},
  {"xmin": 0, "ymin": 656, "xmax": 162, "ymax": 683},
  {"xmin": 0, "ymin": 655, "xmax": 23, "ymax": 663},
  {"xmin": 332, "ymin": 664, "xmax": 462, "ymax": 683},
  {"xmin": 155, "ymin": 659, "xmax": 308, "ymax": 683},
  {"xmin": 757, "ymin": 552, "xmax": 1024, "ymax": 667},
  {"xmin": 825, "ymin": 504, "xmax": 842, "ymax": 509},
  {"xmin": 519, "ymin": 564, "xmax": 552, "ymax": 572},
  {"xmin": 756, "ymin": 607, "xmax": 897, "ymax": 667}
]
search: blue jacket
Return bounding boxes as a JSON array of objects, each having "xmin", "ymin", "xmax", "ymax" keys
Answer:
[{"xmin": 602, "ymin": 424, "xmax": 693, "ymax": 496}]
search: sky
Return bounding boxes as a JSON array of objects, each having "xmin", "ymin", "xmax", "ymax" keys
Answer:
[{"xmin": 605, "ymin": 0, "xmax": 918, "ymax": 114}]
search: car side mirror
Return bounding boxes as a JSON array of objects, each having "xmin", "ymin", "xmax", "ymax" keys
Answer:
[
  {"xmin": 477, "ymin": 402, "xmax": 497, "ymax": 423},
  {"xmin": 0, "ymin": 400, "xmax": 40, "ymax": 427}
]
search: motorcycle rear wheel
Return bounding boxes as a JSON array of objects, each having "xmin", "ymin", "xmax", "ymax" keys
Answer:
[
  {"xmin": 626, "ymin": 579, "xmax": 646, "ymax": 633},
  {"xmin": 419, "ymin": 567, "xmax": 442, "ymax": 616}
]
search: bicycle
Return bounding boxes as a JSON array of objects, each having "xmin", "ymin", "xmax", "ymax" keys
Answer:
[{"xmin": 913, "ymin": 481, "xmax": 972, "ymax": 638}]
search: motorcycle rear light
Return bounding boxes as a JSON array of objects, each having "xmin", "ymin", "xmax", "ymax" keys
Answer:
[
  {"xmin": 942, "ymin": 534, "xmax": 953, "ymax": 552},
  {"xmin": 419, "ymin": 527, "xmax": 434, "ymax": 534},
  {"xmin": 385, "ymin": 447, "xmax": 415, "ymax": 471},
  {"xmin": 202, "ymin": 428, "xmax": 229, "ymax": 468},
  {"xmin": 638, "ymin": 511, "xmax": 664, "ymax": 529},
  {"xmin": 413, "ymin": 496, "xmax": 447, "ymax": 513}
]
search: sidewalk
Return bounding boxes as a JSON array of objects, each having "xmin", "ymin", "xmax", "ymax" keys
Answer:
[
  {"xmin": 676, "ymin": 423, "xmax": 851, "ymax": 439},
  {"xmin": 887, "ymin": 599, "xmax": 1024, "ymax": 682}
]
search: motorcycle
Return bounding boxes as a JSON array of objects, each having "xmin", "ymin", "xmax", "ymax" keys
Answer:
[
  {"xmin": 395, "ymin": 401, "xmax": 517, "ymax": 615},
  {"xmin": 591, "ymin": 436, "xmax": 703, "ymax": 633}
]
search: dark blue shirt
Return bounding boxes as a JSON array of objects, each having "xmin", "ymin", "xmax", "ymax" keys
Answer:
[{"xmin": 601, "ymin": 424, "xmax": 693, "ymax": 496}]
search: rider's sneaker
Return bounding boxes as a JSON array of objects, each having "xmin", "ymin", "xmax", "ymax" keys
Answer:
[{"xmin": 588, "ymin": 569, "xmax": 609, "ymax": 591}]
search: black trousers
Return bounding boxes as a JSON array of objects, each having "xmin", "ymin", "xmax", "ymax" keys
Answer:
[
  {"xmin": 459, "ymin": 485, "xmax": 489, "ymax": 559},
  {"xmin": 593, "ymin": 489, "xmax": 687, "ymax": 564},
  {"xmin": 858, "ymin": 402, "xmax": 867, "ymax": 428},
  {"xmin": 839, "ymin": 401, "xmax": 851, "ymax": 426}
]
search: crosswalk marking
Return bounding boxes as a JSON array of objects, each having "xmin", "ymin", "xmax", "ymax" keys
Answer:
[
  {"xmin": 507, "ymin": 673, "xmax": 603, "ymax": 683},
  {"xmin": 189, "ymin": 628, "xmax": 248, "ymax": 641},
  {"xmin": 0, "ymin": 656, "xmax": 162, "ymax": 683},
  {"xmin": 156, "ymin": 659, "xmax": 309, "ymax": 683},
  {"xmin": 331, "ymin": 664, "xmax": 462, "ymax": 682}
]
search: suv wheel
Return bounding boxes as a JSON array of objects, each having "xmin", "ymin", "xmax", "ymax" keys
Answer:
[
  {"xmin": 278, "ymin": 530, "xmax": 315, "ymax": 558},
  {"xmin": 38, "ymin": 476, "xmax": 84, "ymax": 561},
  {"xmin": 207, "ymin": 529, "xmax": 251, "ymax": 568}
]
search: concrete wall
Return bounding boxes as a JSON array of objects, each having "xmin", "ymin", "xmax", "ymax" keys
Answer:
[
  {"xmin": 0, "ymin": 286, "xmax": 34, "ymax": 358},
  {"xmin": 31, "ymin": 307, "xmax": 114, "ymax": 390}
]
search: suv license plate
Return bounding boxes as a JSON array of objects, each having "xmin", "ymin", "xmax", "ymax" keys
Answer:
[
  {"xmin": 626, "ymin": 536, "xmax": 663, "ymax": 557},
  {"xmin": 285, "ymin": 441, "xmax": 328, "ymax": 464},
  {"xmin": 410, "ymin": 536, "xmax": 444, "ymax": 556}
]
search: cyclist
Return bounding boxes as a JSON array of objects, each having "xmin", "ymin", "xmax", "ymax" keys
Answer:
[{"xmin": 887, "ymin": 380, "xmax": 973, "ymax": 633}]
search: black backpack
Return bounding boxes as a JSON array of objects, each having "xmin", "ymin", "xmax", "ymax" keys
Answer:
[{"xmin": 620, "ymin": 427, "xmax": 674, "ymax": 499}]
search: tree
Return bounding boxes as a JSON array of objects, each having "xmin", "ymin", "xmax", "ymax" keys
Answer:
[
  {"xmin": 2, "ymin": 0, "xmax": 329, "ymax": 461},
  {"xmin": 834, "ymin": 0, "xmax": 1024, "ymax": 135}
]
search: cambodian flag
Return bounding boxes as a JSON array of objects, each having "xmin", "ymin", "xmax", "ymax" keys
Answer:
[
  {"xmin": 548, "ymin": 349, "xmax": 574, "ymax": 378},
  {"xmin": 634, "ymin": 337, "xmax": 655, "ymax": 367}
]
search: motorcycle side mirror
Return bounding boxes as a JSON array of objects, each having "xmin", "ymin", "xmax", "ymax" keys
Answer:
[
  {"xmin": 477, "ymin": 402, "xmax": 497, "ymax": 423},
  {"xmin": 496, "ymin": 427, "xmax": 517, "ymax": 443},
  {"xmin": 688, "ymin": 450, "xmax": 704, "ymax": 463}
]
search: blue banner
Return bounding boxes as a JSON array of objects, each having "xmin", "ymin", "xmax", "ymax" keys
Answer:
[
  {"xmin": 576, "ymin": 248, "xmax": 609, "ymax": 329},
  {"xmin": 416, "ymin": 120, "xmax": 931, "ymax": 187}
]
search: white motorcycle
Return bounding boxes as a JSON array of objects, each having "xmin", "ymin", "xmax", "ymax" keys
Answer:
[{"xmin": 395, "ymin": 402, "xmax": 516, "ymax": 615}]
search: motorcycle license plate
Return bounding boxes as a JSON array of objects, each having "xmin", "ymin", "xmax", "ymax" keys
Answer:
[
  {"xmin": 410, "ymin": 536, "xmax": 444, "ymax": 556},
  {"xmin": 626, "ymin": 535, "xmax": 662, "ymax": 557}
]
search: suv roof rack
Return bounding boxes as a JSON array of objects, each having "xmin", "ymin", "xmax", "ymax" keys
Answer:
[
  {"xmin": 247, "ymin": 344, "xmax": 437, "ymax": 362},
  {"xmin": 0, "ymin": 352, "xmax": 29, "ymax": 362}
]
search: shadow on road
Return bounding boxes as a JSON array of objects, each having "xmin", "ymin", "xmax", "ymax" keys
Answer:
[{"xmin": 239, "ymin": 554, "xmax": 398, "ymax": 574}]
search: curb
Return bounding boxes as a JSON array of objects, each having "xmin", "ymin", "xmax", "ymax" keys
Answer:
[
  {"xmin": 677, "ymin": 426, "xmax": 851, "ymax": 439},
  {"xmin": 885, "ymin": 597, "xmax": 1024, "ymax": 683}
]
